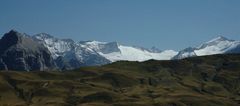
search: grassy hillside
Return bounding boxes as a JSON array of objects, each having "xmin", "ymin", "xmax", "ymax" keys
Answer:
[{"xmin": 0, "ymin": 54, "xmax": 240, "ymax": 106}]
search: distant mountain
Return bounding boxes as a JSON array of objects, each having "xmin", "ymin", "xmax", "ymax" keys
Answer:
[
  {"xmin": 32, "ymin": 33, "xmax": 110, "ymax": 70},
  {"xmin": 32, "ymin": 33, "xmax": 178, "ymax": 70},
  {"xmin": 80, "ymin": 41, "xmax": 177, "ymax": 62},
  {"xmin": 173, "ymin": 36, "xmax": 240, "ymax": 59},
  {"xmin": 172, "ymin": 47, "xmax": 197, "ymax": 59},
  {"xmin": 0, "ymin": 30, "xmax": 56, "ymax": 71},
  {"xmin": 0, "ymin": 30, "xmax": 240, "ymax": 71}
]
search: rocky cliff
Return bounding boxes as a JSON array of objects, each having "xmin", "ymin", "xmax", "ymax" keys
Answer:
[{"xmin": 0, "ymin": 30, "xmax": 56, "ymax": 71}]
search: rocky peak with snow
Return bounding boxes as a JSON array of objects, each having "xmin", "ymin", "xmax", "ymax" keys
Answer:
[
  {"xmin": 172, "ymin": 47, "xmax": 196, "ymax": 59},
  {"xmin": 195, "ymin": 36, "xmax": 239, "ymax": 56},
  {"xmin": 34, "ymin": 33, "xmax": 54, "ymax": 39},
  {"xmin": 32, "ymin": 34, "xmax": 110, "ymax": 70},
  {"xmin": 33, "ymin": 33, "xmax": 76, "ymax": 58},
  {"xmin": 174, "ymin": 36, "xmax": 240, "ymax": 59},
  {"xmin": 197, "ymin": 36, "xmax": 233, "ymax": 49},
  {"xmin": 79, "ymin": 40, "xmax": 121, "ymax": 54}
]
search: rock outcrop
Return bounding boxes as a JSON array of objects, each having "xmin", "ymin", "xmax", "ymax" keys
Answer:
[{"xmin": 0, "ymin": 30, "xmax": 56, "ymax": 71}]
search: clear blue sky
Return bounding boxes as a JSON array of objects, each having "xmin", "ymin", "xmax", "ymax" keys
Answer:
[{"xmin": 1, "ymin": 0, "xmax": 240, "ymax": 50}]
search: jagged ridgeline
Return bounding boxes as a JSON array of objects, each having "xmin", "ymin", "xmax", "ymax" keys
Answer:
[
  {"xmin": 0, "ymin": 54, "xmax": 239, "ymax": 105},
  {"xmin": 0, "ymin": 30, "xmax": 240, "ymax": 71},
  {"xmin": 0, "ymin": 30, "xmax": 111, "ymax": 71},
  {"xmin": 0, "ymin": 30, "xmax": 177, "ymax": 71}
]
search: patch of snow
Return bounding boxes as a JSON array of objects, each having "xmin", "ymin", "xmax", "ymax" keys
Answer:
[{"xmin": 99, "ymin": 45, "xmax": 177, "ymax": 62}]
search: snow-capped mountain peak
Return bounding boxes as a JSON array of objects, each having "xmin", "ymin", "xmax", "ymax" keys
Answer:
[
  {"xmin": 33, "ymin": 33, "xmax": 76, "ymax": 59},
  {"xmin": 198, "ymin": 36, "xmax": 233, "ymax": 49},
  {"xmin": 174, "ymin": 36, "xmax": 240, "ymax": 59},
  {"xmin": 34, "ymin": 33, "xmax": 54, "ymax": 40},
  {"xmin": 195, "ymin": 36, "xmax": 238, "ymax": 56},
  {"xmin": 206, "ymin": 36, "xmax": 229, "ymax": 43},
  {"xmin": 172, "ymin": 47, "xmax": 196, "ymax": 59}
]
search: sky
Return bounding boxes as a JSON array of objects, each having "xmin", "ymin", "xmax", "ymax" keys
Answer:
[{"xmin": 1, "ymin": 0, "xmax": 240, "ymax": 51}]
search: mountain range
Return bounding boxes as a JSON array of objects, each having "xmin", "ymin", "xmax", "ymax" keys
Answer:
[{"xmin": 0, "ymin": 30, "xmax": 240, "ymax": 71}]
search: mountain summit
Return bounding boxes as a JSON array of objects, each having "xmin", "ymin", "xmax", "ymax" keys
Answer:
[
  {"xmin": 174, "ymin": 36, "xmax": 240, "ymax": 59},
  {"xmin": 0, "ymin": 30, "xmax": 56, "ymax": 71}
]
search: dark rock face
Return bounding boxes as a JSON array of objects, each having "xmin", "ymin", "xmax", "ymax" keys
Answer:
[{"xmin": 0, "ymin": 30, "xmax": 56, "ymax": 71}]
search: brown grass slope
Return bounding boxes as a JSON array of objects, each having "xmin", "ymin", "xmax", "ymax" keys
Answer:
[{"xmin": 0, "ymin": 54, "xmax": 239, "ymax": 106}]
